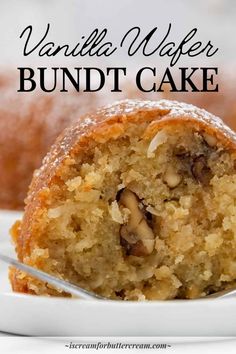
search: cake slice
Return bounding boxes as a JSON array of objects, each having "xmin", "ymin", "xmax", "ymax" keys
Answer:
[{"xmin": 10, "ymin": 100, "xmax": 236, "ymax": 300}]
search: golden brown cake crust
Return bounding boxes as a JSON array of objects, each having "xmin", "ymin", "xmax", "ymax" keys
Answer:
[{"xmin": 10, "ymin": 99, "xmax": 236, "ymax": 295}]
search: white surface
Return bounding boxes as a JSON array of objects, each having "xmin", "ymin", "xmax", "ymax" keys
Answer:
[{"xmin": 0, "ymin": 210, "xmax": 236, "ymax": 337}]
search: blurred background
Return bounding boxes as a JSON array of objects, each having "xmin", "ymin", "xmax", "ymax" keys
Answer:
[{"xmin": 0, "ymin": 0, "xmax": 235, "ymax": 210}]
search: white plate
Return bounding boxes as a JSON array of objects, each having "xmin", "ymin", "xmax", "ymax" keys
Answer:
[{"xmin": 0, "ymin": 210, "xmax": 236, "ymax": 336}]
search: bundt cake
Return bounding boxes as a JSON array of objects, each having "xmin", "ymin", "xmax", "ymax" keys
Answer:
[{"xmin": 10, "ymin": 99, "xmax": 236, "ymax": 300}]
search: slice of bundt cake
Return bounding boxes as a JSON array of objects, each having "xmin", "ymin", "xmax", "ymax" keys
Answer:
[{"xmin": 10, "ymin": 100, "xmax": 236, "ymax": 300}]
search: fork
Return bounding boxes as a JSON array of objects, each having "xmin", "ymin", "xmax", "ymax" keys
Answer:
[{"xmin": 0, "ymin": 253, "xmax": 105, "ymax": 300}]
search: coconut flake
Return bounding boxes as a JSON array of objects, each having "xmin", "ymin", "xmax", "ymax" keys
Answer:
[
  {"xmin": 109, "ymin": 201, "xmax": 123, "ymax": 224},
  {"xmin": 48, "ymin": 207, "xmax": 62, "ymax": 218},
  {"xmin": 147, "ymin": 130, "xmax": 167, "ymax": 158}
]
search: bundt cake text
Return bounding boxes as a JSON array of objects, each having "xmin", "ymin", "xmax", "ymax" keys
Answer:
[{"xmin": 17, "ymin": 67, "xmax": 218, "ymax": 93}]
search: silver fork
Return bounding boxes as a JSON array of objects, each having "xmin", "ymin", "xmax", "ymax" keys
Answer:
[
  {"xmin": 1, "ymin": 253, "xmax": 236, "ymax": 300},
  {"xmin": 0, "ymin": 254, "xmax": 105, "ymax": 300}
]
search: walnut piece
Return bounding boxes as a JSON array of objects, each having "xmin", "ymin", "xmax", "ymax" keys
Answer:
[
  {"xmin": 191, "ymin": 155, "xmax": 212, "ymax": 185},
  {"xmin": 119, "ymin": 189, "xmax": 155, "ymax": 256}
]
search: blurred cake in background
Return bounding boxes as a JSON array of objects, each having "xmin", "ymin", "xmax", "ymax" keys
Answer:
[{"xmin": 0, "ymin": 74, "xmax": 105, "ymax": 210}]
